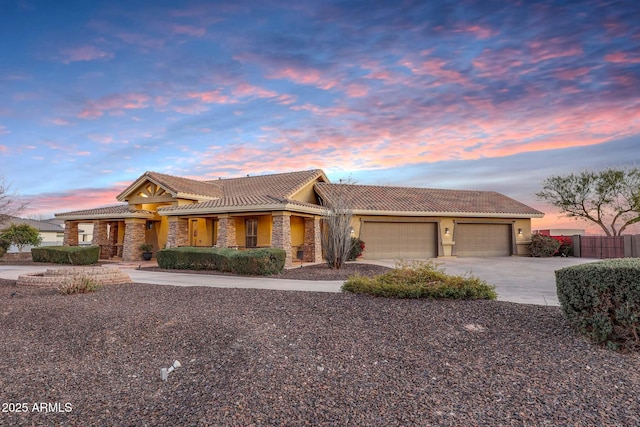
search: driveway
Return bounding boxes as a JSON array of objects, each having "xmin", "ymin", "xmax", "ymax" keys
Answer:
[
  {"xmin": 0, "ymin": 257, "xmax": 600, "ymax": 306},
  {"xmin": 360, "ymin": 256, "xmax": 598, "ymax": 306}
]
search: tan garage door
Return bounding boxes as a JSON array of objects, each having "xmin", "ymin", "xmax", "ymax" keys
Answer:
[
  {"xmin": 360, "ymin": 222, "xmax": 437, "ymax": 259},
  {"xmin": 455, "ymin": 223, "xmax": 511, "ymax": 257}
]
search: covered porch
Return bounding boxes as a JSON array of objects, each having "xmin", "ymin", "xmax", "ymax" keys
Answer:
[{"xmin": 164, "ymin": 211, "xmax": 324, "ymax": 266}]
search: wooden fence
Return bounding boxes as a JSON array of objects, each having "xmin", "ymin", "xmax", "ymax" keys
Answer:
[{"xmin": 571, "ymin": 234, "xmax": 640, "ymax": 259}]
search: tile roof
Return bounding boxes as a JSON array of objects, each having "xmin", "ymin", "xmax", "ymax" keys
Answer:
[
  {"xmin": 55, "ymin": 204, "xmax": 156, "ymax": 219},
  {"xmin": 315, "ymin": 183, "xmax": 544, "ymax": 216},
  {"xmin": 158, "ymin": 195, "xmax": 323, "ymax": 214},
  {"xmin": 207, "ymin": 169, "xmax": 326, "ymax": 199},
  {"xmin": 118, "ymin": 169, "xmax": 327, "ymax": 203},
  {"xmin": 144, "ymin": 171, "xmax": 224, "ymax": 199},
  {"xmin": 0, "ymin": 216, "xmax": 65, "ymax": 232}
]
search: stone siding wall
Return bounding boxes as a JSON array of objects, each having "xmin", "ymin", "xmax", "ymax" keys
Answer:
[
  {"xmin": 303, "ymin": 216, "xmax": 323, "ymax": 263},
  {"xmin": 167, "ymin": 218, "xmax": 188, "ymax": 248},
  {"xmin": 272, "ymin": 212, "xmax": 292, "ymax": 266},
  {"xmin": 63, "ymin": 222, "xmax": 79, "ymax": 246},
  {"xmin": 123, "ymin": 220, "xmax": 146, "ymax": 261},
  {"xmin": 217, "ymin": 216, "xmax": 237, "ymax": 248}
]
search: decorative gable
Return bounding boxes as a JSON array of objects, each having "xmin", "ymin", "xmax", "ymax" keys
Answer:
[{"xmin": 138, "ymin": 182, "xmax": 168, "ymax": 199}]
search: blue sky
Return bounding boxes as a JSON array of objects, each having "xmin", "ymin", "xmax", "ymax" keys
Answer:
[{"xmin": 0, "ymin": 0, "xmax": 639, "ymax": 231}]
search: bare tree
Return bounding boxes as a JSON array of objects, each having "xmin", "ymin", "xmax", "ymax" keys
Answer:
[
  {"xmin": 0, "ymin": 176, "xmax": 27, "ymax": 226},
  {"xmin": 320, "ymin": 178, "xmax": 356, "ymax": 269}
]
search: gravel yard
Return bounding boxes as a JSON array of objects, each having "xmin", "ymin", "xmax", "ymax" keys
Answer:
[{"xmin": 1, "ymin": 278, "xmax": 639, "ymax": 426}]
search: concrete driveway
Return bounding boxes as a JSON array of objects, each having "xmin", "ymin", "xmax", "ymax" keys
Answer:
[
  {"xmin": 360, "ymin": 256, "xmax": 598, "ymax": 306},
  {"xmin": 0, "ymin": 257, "xmax": 600, "ymax": 306}
]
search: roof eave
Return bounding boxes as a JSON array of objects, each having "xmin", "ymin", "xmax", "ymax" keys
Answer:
[
  {"xmin": 351, "ymin": 209, "xmax": 544, "ymax": 218},
  {"xmin": 54, "ymin": 212, "xmax": 158, "ymax": 221},
  {"xmin": 158, "ymin": 203, "xmax": 326, "ymax": 216}
]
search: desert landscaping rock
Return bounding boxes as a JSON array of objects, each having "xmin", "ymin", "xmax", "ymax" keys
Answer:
[{"xmin": 1, "ymin": 279, "xmax": 639, "ymax": 426}]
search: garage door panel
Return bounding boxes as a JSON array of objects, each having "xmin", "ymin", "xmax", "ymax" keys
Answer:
[
  {"xmin": 361, "ymin": 222, "xmax": 437, "ymax": 259},
  {"xmin": 455, "ymin": 224, "xmax": 511, "ymax": 257}
]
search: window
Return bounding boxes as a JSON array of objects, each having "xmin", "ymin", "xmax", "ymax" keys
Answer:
[{"xmin": 246, "ymin": 218, "xmax": 257, "ymax": 248}]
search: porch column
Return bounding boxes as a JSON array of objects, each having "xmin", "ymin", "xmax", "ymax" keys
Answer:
[
  {"xmin": 303, "ymin": 216, "xmax": 323, "ymax": 263},
  {"xmin": 272, "ymin": 211, "xmax": 292, "ymax": 266},
  {"xmin": 93, "ymin": 220, "xmax": 109, "ymax": 258},
  {"xmin": 63, "ymin": 221, "xmax": 79, "ymax": 246},
  {"xmin": 122, "ymin": 218, "xmax": 146, "ymax": 261},
  {"xmin": 217, "ymin": 214, "xmax": 237, "ymax": 248},
  {"xmin": 167, "ymin": 217, "xmax": 189, "ymax": 248}
]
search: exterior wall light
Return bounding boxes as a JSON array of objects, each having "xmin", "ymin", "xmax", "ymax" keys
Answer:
[
  {"xmin": 445, "ymin": 227, "xmax": 450, "ymax": 235},
  {"xmin": 518, "ymin": 228, "xmax": 523, "ymax": 235}
]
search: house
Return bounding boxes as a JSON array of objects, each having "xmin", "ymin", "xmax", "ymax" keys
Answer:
[
  {"xmin": 0, "ymin": 216, "xmax": 65, "ymax": 252},
  {"xmin": 54, "ymin": 169, "xmax": 544, "ymax": 264},
  {"xmin": 535, "ymin": 229, "xmax": 585, "ymax": 236}
]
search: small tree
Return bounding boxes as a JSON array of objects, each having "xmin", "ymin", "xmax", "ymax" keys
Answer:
[
  {"xmin": 0, "ymin": 176, "xmax": 27, "ymax": 225},
  {"xmin": 0, "ymin": 223, "xmax": 42, "ymax": 253},
  {"xmin": 536, "ymin": 168, "xmax": 640, "ymax": 236}
]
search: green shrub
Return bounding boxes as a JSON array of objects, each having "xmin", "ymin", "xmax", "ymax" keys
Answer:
[
  {"xmin": 31, "ymin": 246, "xmax": 100, "ymax": 265},
  {"xmin": 348, "ymin": 237, "xmax": 365, "ymax": 261},
  {"xmin": 529, "ymin": 234, "xmax": 561, "ymax": 257},
  {"xmin": 342, "ymin": 261, "xmax": 497, "ymax": 300},
  {"xmin": 157, "ymin": 247, "xmax": 235, "ymax": 270},
  {"xmin": 228, "ymin": 248, "xmax": 286, "ymax": 275},
  {"xmin": 0, "ymin": 236, "xmax": 9, "ymax": 258},
  {"xmin": 156, "ymin": 247, "xmax": 286, "ymax": 275},
  {"xmin": 556, "ymin": 258, "xmax": 640, "ymax": 351},
  {"xmin": 58, "ymin": 276, "xmax": 101, "ymax": 295}
]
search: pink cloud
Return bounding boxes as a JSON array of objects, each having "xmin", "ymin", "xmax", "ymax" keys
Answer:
[
  {"xmin": 173, "ymin": 25, "xmax": 206, "ymax": 37},
  {"xmin": 87, "ymin": 134, "xmax": 114, "ymax": 144},
  {"xmin": 0, "ymin": 145, "xmax": 7, "ymax": 152},
  {"xmin": 173, "ymin": 104, "xmax": 210, "ymax": 115},
  {"xmin": 233, "ymin": 83, "xmax": 278, "ymax": 98},
  {"xmin": 555, "ymin": 67, "xmax": 591, "ymax": 80},
  {"xmin": 527, "ymin": 39, "xmax": 583, "ymax": 63},
  {"xmin": 60, "ymin": 45, "xmax": 114, "ymax": 63},
  {"xmin": 26, "ymin": 187, "xmax": 125, "ymax": 217},
  {"xmin": 345, "ymin": 83, "xmax": 368, "ymax": 97},
  {"xmin": 50, "ymin": 118, "xmax": 71, "ymax": 126},
  {"xmin": 604, "ymin": 52, "xmax": 640, "ymax": 64},
  {"xmin": 267, "ymin": 66, "xmax": 339, "ymax": 90},
  {"xmin": 0, "ymin": 125, "xmax": 9, "ymax": 135},
  {"xmin": 115, "ymin": 32, "xmax": 165, "ymax": 50},
  {"xmin": 78, "ymin": 93, "xmax": 150, "ymax": 119},
  {"xmin": 455, "ymin": 24, "xmax": 496, "ymax": 40},
  {"xmin": 186, "ymin": 90, "xmax": 233, "ymax": 104}
]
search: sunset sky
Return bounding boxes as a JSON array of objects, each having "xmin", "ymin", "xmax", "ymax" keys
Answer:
[{"xmin": 1, "ymin": 0, "xmax": 639, "ymax": 232}]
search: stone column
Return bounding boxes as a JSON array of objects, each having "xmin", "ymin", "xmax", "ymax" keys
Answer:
[
  {"xmin": 272, "ymin": 211, "xmax": 292, "ymax": 266},
  {"xmin": 166, "ymin": 217, "xmax": 189, "ymax": 248},
  {"xmin": 303, "ymin": 216, "xmax": 323, "ymax": 263},
  {"xmin": 63, "ymin": 221, "xmax": 79, "ymax": 246},
  {"xmin": 217, "ymin": 215, "xmax": 237, "ymax": 248},
  {"xmin": 92, "ymin": 220, "xmax": 109, "ymax": 258},
  {"xmin": 122, "ymin": 218, "xmax": 146, "ymax": 261}
]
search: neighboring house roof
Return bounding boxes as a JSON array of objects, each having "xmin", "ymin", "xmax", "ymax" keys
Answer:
[
  {"xmin": 55, "ymin": 204, "xmax": 157, "ymax": 220},
  {"xmin": 0, "ymin": 216, "xmax": 65, "ymax": 232},
  {"xmin": 315, "ymin": 183, "xmax": 544, "ymax": 218}
]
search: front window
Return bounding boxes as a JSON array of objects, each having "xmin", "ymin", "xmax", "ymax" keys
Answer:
[{"xmin": 246, "ymin": 218, "xmax": 257, "ymax": 248}]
